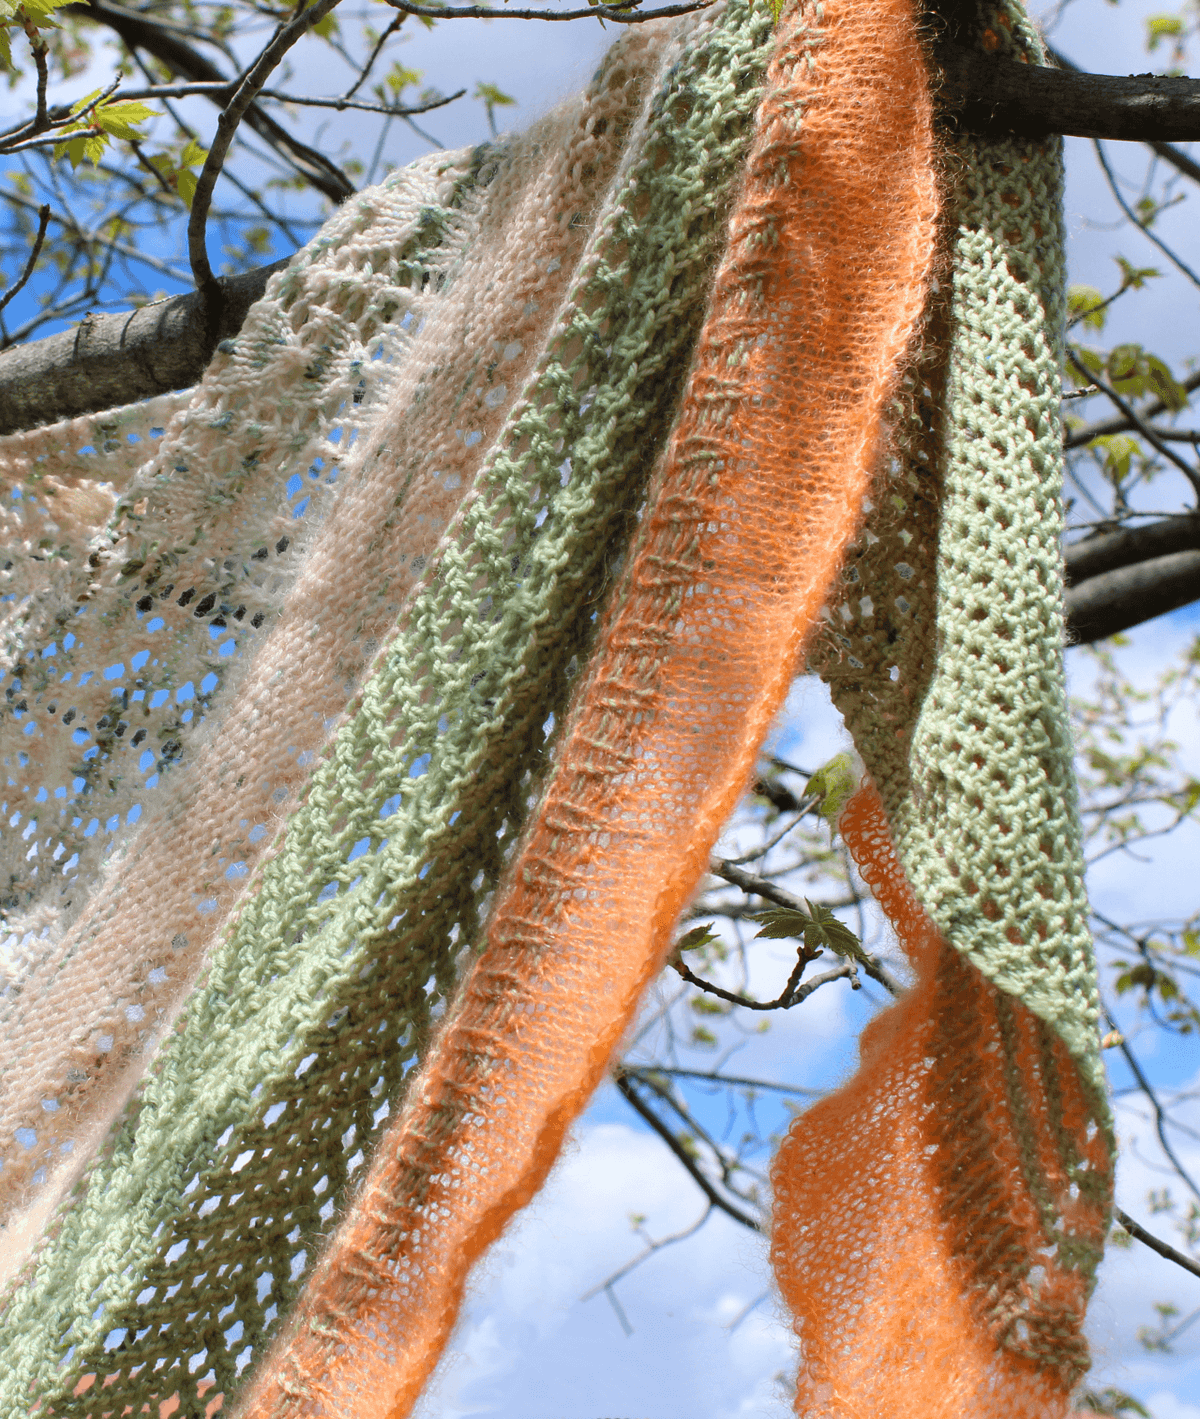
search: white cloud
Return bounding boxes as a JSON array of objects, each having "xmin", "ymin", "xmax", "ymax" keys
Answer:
[
  {"xmin": 1142, "ymin": 1391, "xmax": 1200, "ymax": 1419},
  {"xmin": 413, "ymin": 1121, "xmax": 794, "ymax": 1419}
]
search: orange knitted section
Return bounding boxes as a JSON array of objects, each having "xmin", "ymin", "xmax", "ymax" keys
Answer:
[
  {"xmin": 233, "ymin": 1, "xmax": 938, "ymax": 1414},
  {"xmin": 770, "ymin": 784, "xmax": 1112, "ymax": 1419}
]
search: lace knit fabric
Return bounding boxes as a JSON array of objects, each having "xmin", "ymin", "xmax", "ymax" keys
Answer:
[
  {"xmin": 0, "ymin": 1, "xmax": 1111, "ymax": 1414},
  {"xmin": 1, "ymin": 6, "xmax": 776, "ymax": 1410}
]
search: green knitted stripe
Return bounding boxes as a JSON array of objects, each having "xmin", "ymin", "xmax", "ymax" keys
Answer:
[
  {"xmin": 894, "ymin": 127, "xmax": 1102, "ymax": 1074},
  {"xmin": 2, "ymin": 7, "xmax": 773, "ymax": 1409}
]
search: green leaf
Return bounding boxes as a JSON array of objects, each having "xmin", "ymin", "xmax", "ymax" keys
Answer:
[
  {"xmin": 175, "ymin": 168, "xmax": 198, "ymax": 210},
  {"xmin": 1146, "ymin": 12, "xmax": 1184, "ymax": 49},
  {"xmin": 17, "ymin": 0, "xmax": 73, "ymax": 27},
  {"xmin": 474, "ymin": 80, "xmax": 516, "ymax": 108},
  {"xmin": 180, "ymin": 138, "xmax": 208, "ymax": 168},
  {"xmin": 752, "ymin": 900, "xmax": 867, "ymax": 962},
  {"xmin": 1145, "ymin": 353, "xmax": 1188, "ymax": 411},
  {"xmin": 92, "ymin": 98, "xmax": 156, "ymax": 140},
  {"xmin": 676, "ymin": 923, "xmax": 719, "ymax": 953},
  {"xmin": 804, "ymin": 751, "xmax": 858, "ymax": 824},
  {"xmin": 1115, "ymin": 256, "xmax": 1160, "ymax": 290},
  {"xmin": 384, "ymin": 62, "xmax": 422, "ymax": 95},
  {"xmin": 54, "ymin": 130, "xmax": 108, "ymax": 168},
  {"xmin": 1093, "ymin": 433, "xmax": 1140, "ymax": 484},
  {"xmin": 1068, "ymin": 283, "xmax": 1106, "ymax": 331}
]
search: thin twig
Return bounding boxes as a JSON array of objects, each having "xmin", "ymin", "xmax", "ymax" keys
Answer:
[
  {"xmin": 579, "ymin": 1205, "xmax": 713, "ymax": 1303},
  {"xmin": 671, "ymin": 949, "xmax": 852, "ymax": 1012},
  {"xmin": 621, "ymin": 1065, "xmax": 823, "ymax": 1096},
  {"xmin": 1066, "ymin": 369, "xmax": 1200, "ymax": 448},
  {"xmin": 28, "ymin": 24, "xmax": 50, "ymax": 130},
  {"xmin": 1116, "ymin": 1207, "xmax": 1200, "ymax": 1282},
  {"xmin": 188, "ymin": 0, "xmax": 344, "ymax": 293},
  {"xmin": 0, "ymin": 204, "xmax": 51, "ymax": 314},
  {"xmin": 345, "ymin": 12, "xmax": 406, "ymax": 100},
  {"xmin": 1068, "ymin": 350, "xmax": 1200, "ymax": 501},
  {"xmin": 710, "ymin": 858, "xmax": 902, "ymax": 997},
  {"xmin": 384, "ymin": 0, "xmax": 711, "ymax": 19},
  {"xmin": 1093, "ymin": 140, "xmax": 1200, "ymax": 293},
  {"xmin": 613, "ymin": 1071, "xmax": 762, "ymax": 1232},
  {"xmin": 106, "ymin": 79, "xmax": 464, "ymax": 117},
  {"xmin": 1107, "ymin": 1010, "xmax": 1200, "ymax": 1204}
]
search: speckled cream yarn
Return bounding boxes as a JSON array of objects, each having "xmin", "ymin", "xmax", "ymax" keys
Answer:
[{"xmin": 0, "ymin": 31, "xmax": 660, "ymax": 1240}]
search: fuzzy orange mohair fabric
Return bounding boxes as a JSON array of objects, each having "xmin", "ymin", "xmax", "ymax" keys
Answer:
[
  {"xmin": 773, "ymin": 784, "xmax": 1111, "ymax": 1419},
  {"xmin": 234, "ymin": 0, "xmax": 939, "ymax": 1413}
]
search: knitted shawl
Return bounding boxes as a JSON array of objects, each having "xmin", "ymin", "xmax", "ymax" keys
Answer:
[{"xmin": 0, "ymin": 0, "xmax": 1112, "ymax": 1414}]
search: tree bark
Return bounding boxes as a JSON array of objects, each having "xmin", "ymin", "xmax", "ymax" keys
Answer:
[
  {"xmin": 1066, "ymin": 552, "xmax": 1200, "ymax": 643},
  {"xmin": 936, "ymin": 44, "xmax": 1200, "ymax": 142},
  {"xmin": 0, "ymin": 259, "xmax": 287, "ymax": 435},
  {"xmin": 3, "ymin": 41, "xmax": 1200, "ymax": 641}
]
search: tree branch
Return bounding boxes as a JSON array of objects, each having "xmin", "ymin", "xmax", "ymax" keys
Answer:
[
  {"xmin": 187, "ymin": 0, "xmax": 344, "ymax": 295},
  {"xmin": 1068, "ymin": 352, "xmax": 1200, "ymax": 498},
  {"xmin": 65, "ymin": 0, "xmax": 355, "ymax": 204},
  {"xmin": 612, "ymin": 1069, "xmax": 762, "ymax": 1232},
  {"xmin": 1116, "ymin": 1207, "xmax": 1200, "ymax": 1283},
  {"xmin": 0, "ymin": 257, "xmax": 289, "ymax": 435},
  {"xmin": 384, "ymin": 0, "xmax": 711, "ymax": 22},
  {"xmin": 0, "ymin": 204, "xmax": 50, "ymax": 315},
  {"xmin": 1066, "ymin": 369, "xmax": 1200, "ymax": 447},
  {"xmin": 1066, "ymin": 515, "xmax": 1200, "ymax": 585},
  {"xmin": 1066, "ymin": 552, "xmax": 1200, "ymax": 643},
  {"xmin": 936, "ymin": 42, "xmax": 1200, "ymax": 143}
]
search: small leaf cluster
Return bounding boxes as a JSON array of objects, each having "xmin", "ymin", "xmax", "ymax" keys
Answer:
[
  {"xmin": 52, "ymin": 93, "xmax": 158, "ymax": 169},
  {"xmin": 0, "ymin": 0, "xmax": 71, "ymax": 72}
]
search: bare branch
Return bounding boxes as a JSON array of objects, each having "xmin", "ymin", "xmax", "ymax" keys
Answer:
[
  {"xmin": 612, "ymin": 1069, "xmax": 762, "ymax": 1232},
  {"xmin": 104, "ymin": 80, "xmax": 466, "ymax": 118},
  {"xmin": 670, "ymin": 947, "xmax": 854, "ymax": 1012},
  {"xmin": 621, "ymin": 1065, "xmax": 823, "ymax": 1096},
  {"xmin": 1110, "ymin": 1014, "xmax": 1200, "ymax": 1203},
  {"xmin": 579, "ymin": 1205, "xmax": 713, "ymax": 1304},
  {"xmin": 188, "ymin": 0, "xmax": 344, "ymax": 295},
  {"xmin": 1116, "ymin": 1207, "xmax": 1200, "ymax": 1283},
  {"xmin": 0, "ymin": 204, "xmax": 50, "ymax": 315},
  {"xmin": 383, "ymin": 0, "xmax": 712, "ymax": 22},
  {"xmin": 1094, "ymin": 140, "xmax": 1200, "ymax": 292},
  {"xmin": 1066, "ymin": 370, "xmax": 1200, "ymax": 447},
  {"xmin": 65, "ymin": 0, "xmax": 355, "ymax": 204},
  {"xmin": 345, "ymin": 12, "xmax": 406, "ymax": 100},
  {"xmin": 1067, "ymin": 351, "xmax": 1200, "ymax": 499}
]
